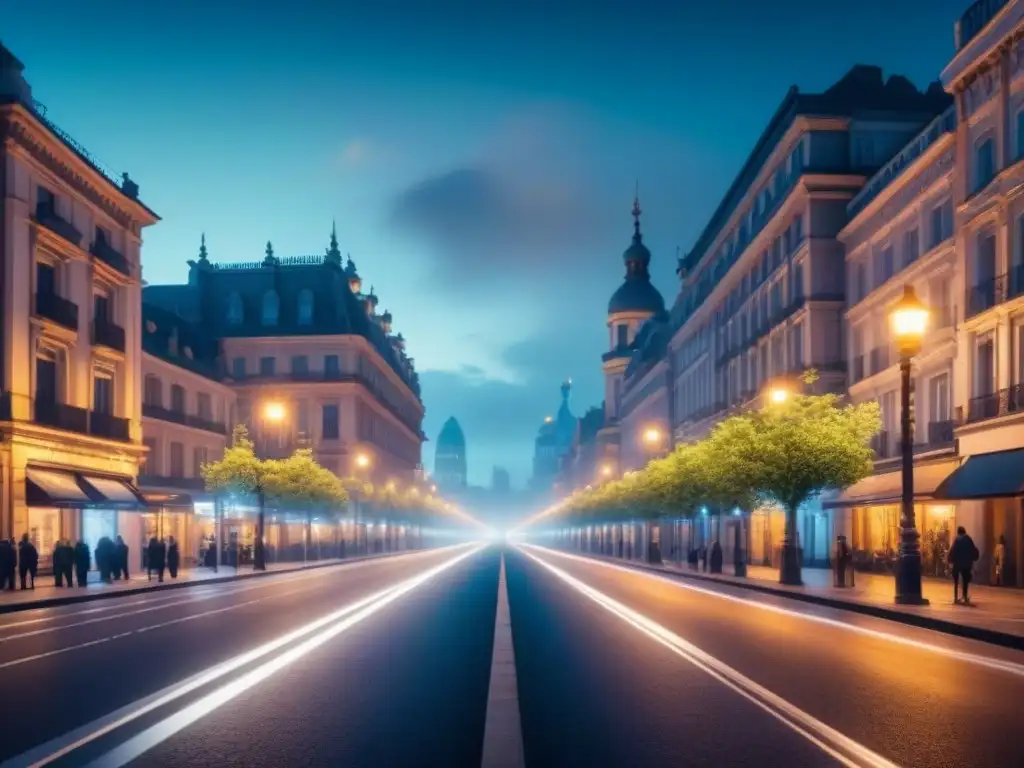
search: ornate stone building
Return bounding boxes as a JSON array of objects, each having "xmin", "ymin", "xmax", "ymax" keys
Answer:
[
  {"xmin": 531, "ymin": 380, "xmax": 577, "ymax": 491},
  {"xmin": 1, "ymin": 45, "xmax": 159, "ymax": 564}
]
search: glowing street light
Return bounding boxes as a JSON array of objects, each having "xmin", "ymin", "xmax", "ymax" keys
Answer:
[
  {"xmin": 643, "ymin": 426, "xmax": 662, "ymax": 446},
  {"xmin": 890, "ymin": 284, "xmax": 929, "ymax": 356},
  {"xmin": 264, "ymin": 401, "xmax": 286, "ymax": 422},
  {"xmin": 600, "ymin": 463, "xmax": 614, "ymax": 477},
  {"xmin": 769, "ymin": 387, "xmax": 790, "ymax": 405},
  {"xmin": 355, "ymin": 452, "xmax": 372, "ymax": 470},
  {"xmin": 430, "ymin": 484, "xmax": 437, "ymax": 493}
]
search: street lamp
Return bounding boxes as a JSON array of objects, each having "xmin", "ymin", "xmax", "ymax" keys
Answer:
[
  {"xmin": 600, "ymin": 463, "xmax": 614, "ymax": 478},
  {"xmin": 643, "ymin": 426, "xmax": 662, "ymax": 446},
  {"xmin": 264, "ymin": 401, "xmax": 286, "ymax": 422},
  {"xmin": 890, "ymin": 284, "xmax": 930, "ymax": 605},
  {"xmin": 769, "ymin": 387, "xmax": 790, "ymax": 405},
  {"xmin": 355, "ymin": 452, "xmax": 371, "ymax": 470}
]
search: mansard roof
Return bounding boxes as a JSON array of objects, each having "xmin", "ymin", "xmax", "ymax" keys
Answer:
[{"xmin": 142, "ymin": 302, "xmax": 222, "ymax": 380}]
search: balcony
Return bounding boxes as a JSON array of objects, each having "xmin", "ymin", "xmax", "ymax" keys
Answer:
[
  {"xmin": 34, "ymin": 400, "xmax": 89, "ymax": 435},
  {"xmin": 137, "ymin": 474, "xmax": 206, "ymax": 491},
  {"xmin": 869, "ymin": 346, "xmax": 892, "ymax": 375},
  {"xmin": 957, "ymin": 386, "xmax": 1024, "ymax": 426},
  {"xmin": 965, "ymin": 268, "xmax": 1024, "ymax": 319},
  {"xmin": 92, "ymin": 319, "xmax": 126, "ymax": 352},
  {"xmin": 90, "ymin": 237, "xmax": 131, "ymax": 277},
  {"xmin": 34, "ymin": 202, "xmax": 82, "ymax": 247},
  {"xmin": 927, "ymin": 420, "xmax": 955, "ymax": 446},
  {"xmin": 142, "ymin": 403, "xmax": 226, "ymax": 435},
  {"xmin": 89, "ymin": 411, "xmax": 131, "ymax": 441},
  {"xmin": 35, "ymin": 291, "xmax": 79, "ymax": 332}
]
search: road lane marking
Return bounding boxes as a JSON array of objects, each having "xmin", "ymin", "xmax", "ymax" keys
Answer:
[
  {"xmin": 0, "ymin": 588, "xmax": 225, "ymax": 630},
  {"xmin": 521, "ymin": 548, "xmax": 899, "ymax": 768},
  {"xmin": 1, "ymin": 544, "xmax": 483, "ymax": 768},
  {"xmin": 481, "ymin": 553, "xmax": 525, "ymax": 768},
  {"xmin": 525, "ymin": 545, "xmax": 1024, "ymax": 679}
]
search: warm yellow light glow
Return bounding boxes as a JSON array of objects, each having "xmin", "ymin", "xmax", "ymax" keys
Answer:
[
  {"xmin": 600, "ymin": 464, "xmax": 613, "ymax": 477},
  {"xmin": 544, "ymin": 416, "xmax": 553, "ymax": 424},
  {"xmin": 430, "ymin": 484, "xmax": 437, "ymax": 493},
  {"xmin": 643, "ymin": 427, "xmax": 661, "ymax": 445},
  {"xmin": 264, "ymin": 402, "xmax": 286, "ymax": 422},
  {"xmin": 890, "ymin": 285, "xmax": 929, "ymax": 346},
  {"xmin": 355, "ymin": 453, "xmax": 371, "ymax": 469},
  {"xmin": 770, "ymin": 388, "xmax": 789, "ymax": 404}
]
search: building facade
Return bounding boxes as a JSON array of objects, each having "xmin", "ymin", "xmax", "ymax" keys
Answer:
[
  {"xmin": 435, "ymin": 416, "xmax": 467, "ymax": 491},
  {"xmin": 1, "ymin": 45, "xmax": 158, "ymax": 566},
  {"xmin": 531, "ymin": 380, "xmax": 577, "ymax": 491}
]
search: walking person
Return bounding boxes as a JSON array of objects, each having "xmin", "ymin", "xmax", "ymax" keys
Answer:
[
  {"xmin": 993, "ymin": 535, "xmax": 1007, "ymax": 587},
  {"xmin": 0, "ymin": 538, "xmax": 15, "ymax": 591},
  {"xmin": 948, "ymin": 525, "xmax": 980, "ymax": 604},
  {"xmin": 53, "ymin": 540, "xmax": 70, "ymax": 588},
  {"xmin": 18, "ymin": 534, "xmax": 37, "ymax": 590},
  {"xmin": 167, "ymin": 536, "xmax": 180, "ymax": 579},
  {"xmin": 74, "ymin": 540, "xmax": 91, "ymax": 588},
  {"xmin": 115, "ymin": 536, "xmax": 130, "ymax": 580},
  {"xmin": 95, "ymin": 537, "xmax": 113, "ymax": 583},
  {"xmin": 147, "ymin": 537, "xmax": 166, "ymax": 582}
]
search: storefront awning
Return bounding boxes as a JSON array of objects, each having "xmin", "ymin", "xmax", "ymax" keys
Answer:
[
  {"xmin": 142, "ymin": 492, "xmax": 194, "ymax": 509},
  {"xmin": 823, "ymin": 459, "xmax": 959, "ymax": 509},
  {"xmin": 935, "ymin": 448, "xmax": 1024, "ymax": 500},
  {"xmin": 79, "ymin": 474, "xmax": 147, "ymax": 508},
  {"xmin": 26, "ymin": 468, "xmax": 93, "ymax": 507}
]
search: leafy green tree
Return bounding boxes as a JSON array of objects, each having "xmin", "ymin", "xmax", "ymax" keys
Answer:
[{"xmin": 709, "ymin": 392, "xmax": 880, "ymax": 584}]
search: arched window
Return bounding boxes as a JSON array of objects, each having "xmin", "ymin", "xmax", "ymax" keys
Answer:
[
  {"xmin": 226, "ymin": 292, "xmax": 243, "ymax": 325},
  {"xmin": 144, "ymin": 374, "xmax": 162, "ymax": 408},
  {"xmin": 170, "ymin": 384, "xmax": 186, "ymax": 413},
  {"xmin": 262, "ymin": 290, "xmax": 279, "ymax": 326},
  {"xmin": 297, "ymin": 289, "xmax": 314, "ymax": 325}
]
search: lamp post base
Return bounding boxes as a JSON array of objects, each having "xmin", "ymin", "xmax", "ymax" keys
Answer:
[
  {"xmin": 779, "ymin": 544, "xmax": 802, "ymax": 586},
  {"xmin": 894, "ymin": 554, "xmax": 929, "ymax": 605},
  {"xmin": 895, "ymin": 594, "xmax": 931, "ymax": 606}
]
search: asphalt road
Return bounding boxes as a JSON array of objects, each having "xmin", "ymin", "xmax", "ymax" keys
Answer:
[{"xmin": 1, "ymin": 542, "xmax": 1021, "ymax": 768}]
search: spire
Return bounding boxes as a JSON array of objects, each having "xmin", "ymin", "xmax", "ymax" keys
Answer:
[
  {"xmin": 326, "ymin": 220, "xmax": 341, "ymax": 264},
  {"xmin": 198, "ymin": 233, "xmax": 208, "ymax": 262},
  {"xmin": 263, "ymin": 240, "xmax": 277, "ymax": 267},
  {"xmin": 561, "ymin": 378, "xmax": 572, "ymax": 402},
  {"xmin": 631, "ymin": 182, "xmax": 642, "ymax": 241}
]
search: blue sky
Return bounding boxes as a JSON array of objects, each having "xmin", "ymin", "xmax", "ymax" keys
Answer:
[{"xmin": 4, "ymin": 0, "xmax": 968, "ymax": 486}]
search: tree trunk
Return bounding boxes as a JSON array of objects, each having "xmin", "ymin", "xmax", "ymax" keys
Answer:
[
  {"xmin": 779, "ymin": 502, "xmax": 801, "ymax": 585},
  {"xmin": 254, "ymin": 488, "xmax": 267, "ymax": 571}
]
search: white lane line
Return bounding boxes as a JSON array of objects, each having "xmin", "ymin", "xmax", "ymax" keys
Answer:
[
  {"xmin": 83, "ymin": 545, "xmax": 485, "ymax": 768},
  {"xmin": 480, "ymin": 554, "xmax": 525, "ymax": 768},
  {"xmin": 0, "ymin": 544, "xmax": 482, "ymax": 768},
  {"xmin": 525, "ymin": 545, "xmax": 1024, "ymax": 679},
  {"xmin": 521, "ymin": 548, "xmax": 898, "ymax": 768},
  {"xmin": 0, "ymin": 588, "xmax": 225, "ymax": 630}
]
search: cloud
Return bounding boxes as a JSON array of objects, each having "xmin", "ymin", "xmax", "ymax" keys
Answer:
[{"xmin": 337, "ymin": 138, "xmax": 391, "ymax": 169}]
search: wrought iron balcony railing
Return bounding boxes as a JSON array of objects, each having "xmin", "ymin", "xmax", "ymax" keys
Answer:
[
  {"xmin": 34, "ymin": 202, "xmax": 83, "ymax": 247},
  {"xmin": 92, "ymin": 319, "xmax": 126, "ymax": 352},
  {"xmin": 35, "ymin": 291, "xmax": 79, "ymax": 332}
]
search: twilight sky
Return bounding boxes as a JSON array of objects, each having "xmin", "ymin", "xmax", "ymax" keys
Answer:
[{"xmin": 4, "ymin": 0, "xmax": 966, "ymax": 487}]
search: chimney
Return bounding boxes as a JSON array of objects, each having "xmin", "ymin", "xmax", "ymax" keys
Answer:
[{"xmin": 0, "ymin": 43, "xmax": 32, "ymax": 105}]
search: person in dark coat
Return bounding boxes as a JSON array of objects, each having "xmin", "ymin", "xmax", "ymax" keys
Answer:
[
  {"xmin": 54, "ymin": 540, "xmax": 73, "ymax": 588},
  {"xmin": 147, "ymin": 537, "xmax": 166, "ymax": 582},
  {"xmin": 115, "ymin": 536, "xmax": 130, "ymax": 580},
  {"xmin": 167, "ymin": 536, "xmax": 180, "ymax": 579},
  {"xmin": 18, "ymin": 534, "xmax": 38, "ymax": 590},
  {"xmin": 204, "ymin": 537, "xmax": 217, "ymax": 568},
  {"xmin": 710, "ymin": 541, "xmax": 724, "ymax": 573},
  {"xmin": 95, "ymin": 537, "xmax": 114, "ymax": 583},
  {"xmin": 0, "ymin": 539, "xmax": 14, "ymax": 590},
  {"xmin": 74, "ymin": 540, "xmax": 91, "ymax": 587},
  {"xmin": 948, "ymin": 525, "xmax": 980, "ymax": 604}
]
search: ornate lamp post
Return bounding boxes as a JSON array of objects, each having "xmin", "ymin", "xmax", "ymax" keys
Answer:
[{"xmin": 890, "ymin": 285, "xmax": 930, "ymax": 605}]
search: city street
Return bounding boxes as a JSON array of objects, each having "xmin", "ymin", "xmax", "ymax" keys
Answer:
[{"xmin": 2, "ymin": 543, "xmax": 1023, "ymax": 767}]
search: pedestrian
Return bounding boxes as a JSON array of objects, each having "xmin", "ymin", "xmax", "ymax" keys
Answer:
[
  {"xmin": 18, "ymin": 534, "xmax": 37, "ymax": 589},
  {"xmin": 54, "ymin": 540, "xmax": 73, "ymax": 588},
  {"xmin": 993, "ymin": 534, "xmax": 1007, "ymax": 587},
  {"xmin": 700, "ymin": 545, "xmax": 708, "ymax": 572},
  {"xmin": 710, "ymin": 540, "xmax": 723, "ymax": 573},
  {"xmin": 95, "ymin": 537, "xmax": 114, "ymax": 583},
  {"xmin": 167, "ymin": 536, "xmax": 180, "ymax": 579},
  {"xmin": 147, "ymin": 536, "xmax": 166, "ymax": 582},
  {"xmin": 204, "ymin": 536, "xmax": 217, "ymax": 568},
  {"xmin": 115, "ymin": 535, "xmax": 130, "ymax": 580},
  {"xmin": 0, "ymin": 538, "xmax": 15, "ymax": 590},
  {"xmin": 74, "ymin": 540, "xmax": 91, "ymax": 587},
  {"xmin": 948, "ymin": 525, "xmax": 980, "ymax": 604}
]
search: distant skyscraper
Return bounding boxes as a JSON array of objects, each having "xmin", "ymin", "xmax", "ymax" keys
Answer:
[
  {"xmin": 435, "ymin": 416, "xmax": 467, "ymax": 490},
  {"xmin": 492, "ymin": 466, "xmax": 511, "ymax": 493}
]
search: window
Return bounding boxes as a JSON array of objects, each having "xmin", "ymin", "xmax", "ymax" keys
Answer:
[
  {"xmin": 144, "ymin": 375, "xmax": 162, "ymax": 407},
  {"xmin": 95, "ymin": 225, "xmax": 111, "ymax": 249},
  {"xmin": 322, "ymin": 404, "xmax": 340, "ymax": 440},
  {"xmin": 976, "ymin": 338, "xmax": 995, "ymax": 397},
  {"xmin": 143, "ymin": 438, "xmax": 158, "ymax": 475},
  {"xmin": 197, "ymin": 392, "xmax": 212, "ymax": 421},
  {"xmin": 878, "ymin": 246, "xmax": 894, "ymax": 284},
  {"xmin": 324, "ymin": 354, "xmax": 340, "ymax": 377},
  {"xmin": 616, "ymin": 324, "xmax": 628, "ymax": 347},
  {"xmin": 792, "ymin": 215, "xmax": 803, "ymax": 248},
  {"xmin": 929, "ymin": 374, "xmax": 950, "ymax": 424},
  {"xmin": 170, "ymin": 384, "xmax": 186, "ymax": 414},
  {"xmin": 170, "ymin": 442, "xmax": 185, "ymax": 478},
  {"xmin": 930, "ymin": 206, "xmax": 943, "ymax": 248},
  {"xmin": 36, "ymin": 262, "xmax": 56, "ymax": 296},
  {"xmin": 976, "ymin": 232, "xmax": 997, "ymax": 284},
  {"xmin": 37, "ymin": 186, "xmax": 55, "ymax": 213},
  {"xmin": 261, "ymin": 291, "xmax": 279, "ymax": 326},
  {"xmin": 192, "ymin": 446, "xmax": 208, "ymax": 477},
  {"xmin": 297, "ymin": 400, "xmax": 309, "ymax": 438},
  {"xmin": 93, "ymin": 374, "xmax": 113, "ymax": 414},
  {"xmin": 36, "ymin": 355, "xmax": 58, "ymax": 403},
  {"xmin": 793, "ymin": 262, "xmax": 805, "ymax": 303},
  {"xmin": 975, "ymin": 137, "xmax": 995, "ymax": 191},
  {"xmin": 232, "ymin": 357, "xmax": 246, "ymax": 379},
  {"xmin": 94, "ymin": 294, "xmax": 110, "ymax": 323},
  {"xmin": 259, "ymin": 356, "xmax": 275, "ymax": 376},
  {"xmin": 903, "ymin": 229, "xmax": 919, "ymax": 266},
  {"xmin": 297, "ymin": 289, "xmax": 314, "ymax": 325},
  {"xmin": 227, "ymin": 292, "xmax": 243, "ymax": 325},
  {"xmin": 291, "ymin": 355, "xmax": 309, "ymax": 375}
]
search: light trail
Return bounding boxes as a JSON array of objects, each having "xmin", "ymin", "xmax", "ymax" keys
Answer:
[
  {"xmin": 521, "ymin": 547, "xmax": 900, "ymax": 768},
  {"xmin": 1, "ymin": 544, "xmax": 483, "ymax": 768},
  {"xmin": 523, "ymin": 544, "xmax": 1024, "ymax": 679}
]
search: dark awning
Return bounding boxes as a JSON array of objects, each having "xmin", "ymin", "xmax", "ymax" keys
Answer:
[
  {"xmin": 79, "ymin": 474, "xmax": 147, "ymax": 508},
  {"xmin": 823, "ymin": 459, "xmax": 959, "ymax": 509},
  {"xmin": 26, "ymin": 468, "xmax": 93, "ymax": 507},
  {"xmin": 936, "ymin": 448, "xmax": 1024, "ymax": 500}
]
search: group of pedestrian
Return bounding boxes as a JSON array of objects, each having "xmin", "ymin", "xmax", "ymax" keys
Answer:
[
  {"xmin": 51, "ymin": 540, "xmax": 92, "ymax": 587},
  {"xmin": 146, "ymin": 536, "xmax": 180, "ymax": 583},
  {"xmin": 0, "ymin": 534, "xmax": 39, "ymax": 590},
  {"xmin": 94, "ymin": 536, "xmax": 131, "ymax": 583}
]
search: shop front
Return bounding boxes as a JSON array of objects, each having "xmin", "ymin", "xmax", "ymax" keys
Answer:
[
  {"xmin": 25, "ymin": 466, "xmax": 147, "ymax": 572},
  {"xmin": 139, "ymin": 492, "xmax": 200, "ymax": 570}
]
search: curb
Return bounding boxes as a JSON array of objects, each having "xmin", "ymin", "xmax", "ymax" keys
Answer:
[
  {"xmin": 561, "ymin": 548, "xmax": 1024, "ymax": 652},
  {"xmin": 0, "ymin": 548, "xmax": 429, "ymax": 615}
]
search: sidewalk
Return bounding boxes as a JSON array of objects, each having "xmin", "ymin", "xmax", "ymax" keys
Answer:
[
  {"xmin": 0, "ymin": 553, "xmax": 391, "ymax": 614},
  {"xmin": 577, "ymin": 548, "xmax": 1024, "ymax": 650}
]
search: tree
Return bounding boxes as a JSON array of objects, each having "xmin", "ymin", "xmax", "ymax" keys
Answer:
[
  {"xmin": 202, "ymin": 425, "xmax": 277, "ymax": 571},
  {"xmin": 709, "ymin": 392, "xmax": 880, "ymax": 585}
]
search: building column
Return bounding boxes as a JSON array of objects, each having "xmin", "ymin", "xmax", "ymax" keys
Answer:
[
  {"xmin": 997, "ymin": 317, "xmax": 1013, "ymax": 392},
  {"xmin": 67, "ymin": 258, "xmax": 91, "ymax": 409},
  {"xmin": 955, "ymin": 327, "xmax": 973, "ymax": 415}
]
